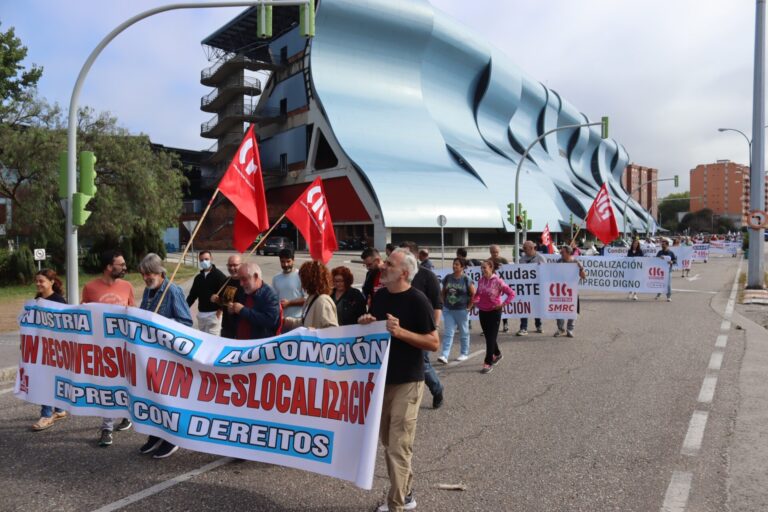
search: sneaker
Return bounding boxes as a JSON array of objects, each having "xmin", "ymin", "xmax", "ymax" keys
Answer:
[
  {"xmin": 481, "ymin": 364, "xmax": 493, "ymax": 374},
  {"xmin": 436, "ymin": 356, "xmax": 448, "ymax": 365},
  {"xmin": 566, "ymin": 330, "xmax": 574, "ymax": 338},
  {"xmin": 456, "ymin": 354, "xmax": 469, "ymax": 362},
  {"xmin": 666, "ymin": 297, "xmax": 672, "ymax": 302},
  {"xmin": 516, "ymin": 329, "xmax": 528, "ymax": 336},
  {"xmin": 535, "ymin": 327, "xmax": 543, "ymax": 334},
  {"xmin": 139, "ymin": 435, "xmax": 164, "ymax": 454},
  {"xmin": 52, "ymin": 411, "xmax": 68, "ymax": 422},
  {"xmin": 632, "ymin": 293, "xmax": 638, "ymax": 301},
  {"xmin": 655, "ymin": 294, "xmax": 661, "ymax": 301},
  {"xmin": 377, "ymin": 493, "xmax": 417, "ymax": 511},
  {"xmin": 31, "ymin": 416, "xmax": 55, "ymax": 431},
  {"xmin": 502, "ymin": 324, "xmax": 509, "ymax": 333},
  {"xmin": 99, "ymin": 429, "xmax": 113, "ymax": 447},
  {"xmin": 115, "ymin": 418, "xmax": 133, "ymax": 431},
  {"xmin": 432, "ymin": 391, "xmax": 444, "ymax": 409},
  {"xmin": 554, "ymin": 329, "xmax": 566, "ymax": 337},
  {"xmin": 152, "ymin": 441, "xmax": 179, "ymax": 459},
  {"xmin": 492, "ymin": 353, "xmax": 503, "ymax": 365}
]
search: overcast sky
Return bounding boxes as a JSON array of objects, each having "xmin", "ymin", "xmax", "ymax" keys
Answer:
[{"xmin": 1, "ymin": 0, "xmax": 760, "ymax": 197}]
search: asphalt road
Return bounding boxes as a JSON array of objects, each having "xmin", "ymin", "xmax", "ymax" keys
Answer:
[{"xmin": 0, "ymin": 253, "xmax": 760, "ymax": 511}]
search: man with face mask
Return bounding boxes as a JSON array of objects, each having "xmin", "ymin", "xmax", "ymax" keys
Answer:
[
  {"xmin": 186, "ymin": 250, "xmax": 227, "ymax": 335},
  {"xmin": 82, "ymin": 249, "xmax": 136, "ymax": 446}
]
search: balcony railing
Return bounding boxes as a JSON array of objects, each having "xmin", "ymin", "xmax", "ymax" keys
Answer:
[
  {"xmin": 200, "ymin": 102, "xmax": 257, "ymax": 136},
  {"xmin": 206, "ymin": 132, "xmax": 245, "ymax": 154},
  {"xmin": 201, "ymin": 76, "xmax": 261, "ymax": 109},
  {"xmin": 201, "ymin": 54, "xmax": 282, "ymax": 85}
]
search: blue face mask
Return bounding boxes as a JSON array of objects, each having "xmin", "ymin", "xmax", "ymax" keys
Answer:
[{"xmin": 200, "ymin": 260, "xmax": 212, "ymax": 270}]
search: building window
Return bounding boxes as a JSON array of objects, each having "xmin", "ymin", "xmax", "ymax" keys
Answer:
[{"xmin": 280, "ymin": 153, "xmax": 288, "ymax": 173}]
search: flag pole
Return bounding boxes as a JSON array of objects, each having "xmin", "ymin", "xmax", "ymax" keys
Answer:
[
  {"xmin": 154, "ymin": 188, "xmax": 220, "ymax": 313},
  {"xmin": 245, "ymin": 212, "xmax": 287, "ymax": 259}
]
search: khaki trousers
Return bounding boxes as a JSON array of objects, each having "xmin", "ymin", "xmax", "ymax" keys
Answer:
[{"xmin": 379, "ymin": 381, "xmax": 424, "ymax": 512}]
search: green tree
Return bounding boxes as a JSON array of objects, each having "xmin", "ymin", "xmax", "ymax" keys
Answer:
[
  {"xmin": 678, "ymin": 208, "xmax": 736, "ymax": 235},
  {"xmin": 0, "ymin": 22, "xmax": 43, "ymax": 122},
  {"xmin": 658, "ymin": 191, "xmax": 690, "ymax": 232}
]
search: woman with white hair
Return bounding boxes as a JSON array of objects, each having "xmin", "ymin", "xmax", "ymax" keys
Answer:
[{"xmin": 136, "ymin": 252, "xmax": 193, "ymax": 459}]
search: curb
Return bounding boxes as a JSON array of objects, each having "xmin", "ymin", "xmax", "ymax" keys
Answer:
[{"xmin": 0, "ymin": 365, "xmax": 17, "ymax": 384}]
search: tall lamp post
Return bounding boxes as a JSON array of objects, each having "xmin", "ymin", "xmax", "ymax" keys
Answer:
[
  {"xmin": 622, "ymin": 176, "xmax": 678, "ymax": 239},
  {"xmin": 513, "ymin": 117, "xmax": 609, "ymax": 263},
  {"xmin": 63, "ymin": 0, "xmax": 310, "ymax": 303}
]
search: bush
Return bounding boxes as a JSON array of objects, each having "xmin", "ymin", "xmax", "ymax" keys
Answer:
[{"xmin": 7, "ymin": 246, "xmax": 36, "ymax": 285}]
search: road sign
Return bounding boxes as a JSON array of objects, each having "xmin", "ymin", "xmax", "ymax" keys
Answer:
[
  {"xmin": 436, "ymin": 215, "xmax": 447, "ymax": 227},
  {"xmin": 747, "ymin": 210, "xmax": 768, "ymax": 229},
  {"xmin": 34, "ymin": 248, "xmax": 46, "ymax": 261},
  {"xmin": 182, "ymin": 220, "xmax": 198, "ymax": 234}
]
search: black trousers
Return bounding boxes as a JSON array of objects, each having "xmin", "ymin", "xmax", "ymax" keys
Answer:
[{"xmin": 479, "ymin": 309, "xmax": 502, "ymax": 365}]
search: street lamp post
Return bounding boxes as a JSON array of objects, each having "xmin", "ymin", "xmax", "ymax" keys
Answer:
[
  {"xmin": 64, "ymin": 0, "xmax": 309, "ymax": 303},
  {"xmin": 513, "ymin": 118, "xmax": 607, "ymax": 263},
  {"xmin": 622, "ymin": 176, "xmax": 678, "ymax": 239}
]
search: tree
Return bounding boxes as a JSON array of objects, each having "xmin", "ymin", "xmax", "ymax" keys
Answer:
[
  {"xmin": 678, "ymin": 208, "xmax": 736, "ymax": 235},
  {"xmin": 658, "ymin": 191, "xmax": 690, "ymax": 232},
  {"xmin": 0, "ymin": 22, "xmax": 43, "ymax": 122}
]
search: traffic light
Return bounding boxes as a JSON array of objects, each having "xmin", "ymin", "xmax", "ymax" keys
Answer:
[
  {"xmin": 257, "ymin": 4, "xmax": 273, "ymax": 38},
  {"xmin": 507, "ymin": 203, "xmax": 514, "ymax": 224},
  {"xmin": 601, "ymin": 116, "xmax": 609, "ymax": 139},
  {"xmin": 300, "ymin": 0, "xmax": 315, "ymax": 37},
  {"xmin": 58, "ymin": 151, "xmax": 68, "ymax": 200},
  {"xmin": 674, "ymin": 175, "xmax": 679, "ymax": 187},
  {"xmin": 73, "ymin": 151, "xmax": 96, "ymax": 227},
  {"xmin": 526, "ymin": 219, "xmax": 532, "ymax": 230},
  {"xmin": 515, "ymin": 215, "xmax": 524, "ymax": 230}
]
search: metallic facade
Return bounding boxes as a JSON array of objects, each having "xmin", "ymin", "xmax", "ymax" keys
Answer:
[{"xmin": 309, "ymin": 0, "xmax": 654, "ymax": 234}]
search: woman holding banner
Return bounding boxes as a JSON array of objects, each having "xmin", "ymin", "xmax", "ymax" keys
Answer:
[
  {"xmin": 30, "ymin": 269, "xmax": 69, "ymax": 431},
  {"xmin": 472, "ymin": 260, "xmax": 515, "ymax": 374},
  {"xmin": 283, "ymin": 261, "xmax": 339, "ymax": 330},
  {"xmin": 137, "ymin": 253, "xmax": 193, "ymax": 459},
  {"xmin": 627, "ymin": 239, "xmax": 644, "ymax": 301},
  {"xmin": 555, "ymin": 246, "xmax": 586, "ymax": 337}
]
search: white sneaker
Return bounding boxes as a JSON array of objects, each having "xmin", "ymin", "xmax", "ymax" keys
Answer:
[
  {"xmin": 632, "ymin": 293, "xmax": 638, "ymax": 301},
  {"xmin": 456, "ymin": 354, "xmax": 469, "ymax": 362},
  {"xmin": 666, "ymin": 297, "xmax": 672, "ymax": 302},
  {"xmin": 377, "ymin": 493, "xmax": 417, "ymax": 511},
  {"xmin": 436, "ymin": 356, "xmax": 448, "ymax": 364}
]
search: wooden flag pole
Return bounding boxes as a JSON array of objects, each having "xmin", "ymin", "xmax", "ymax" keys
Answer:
[
  {"xmin": 245, "ymin": 212, "xmax": 287, "ymax": 259},
  {"xmin": 154, "ymin": 188, "xmax": 220, "ymax": 313}
]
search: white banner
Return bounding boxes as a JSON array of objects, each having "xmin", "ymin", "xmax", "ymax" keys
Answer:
[
  {"xmin": 709, "ymin": 240, "xmax": 739, "ymax": 256},
  {"xmin": 601, "ymin": 245, "xmax": 692, "ymax": 270},
  {"xmin": 436, "ymin": 264, "xmax": 580, "ymax": 320},
  {"xmin": 692, "ymin": 243, "xmax": 710, "ymax": 262},
  {"xmin": 578, "ymin": 256, "xmax": 671, "ymax": 293},
  {"xmin": 15, "ymin": 300, "xmax": 390, "ymax": 489}
]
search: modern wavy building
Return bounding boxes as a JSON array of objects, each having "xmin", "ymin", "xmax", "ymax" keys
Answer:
[{"xmin": 198, "ymin": 0, "xmax": 656, "ymax": 249}]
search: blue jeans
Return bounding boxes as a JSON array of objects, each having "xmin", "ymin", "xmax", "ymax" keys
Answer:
[
  {"xmin": 441, "ymin": 309, "xmax": 470, "ymax": 358},
  {"xmin": 519, "ymin": 318, "xmax": 541, "ymax": 331},
  {"xmin": 40, "ymin": 405, "xmax": 63, "ymax": 418},
  {"xmin": 423, "ymin": 352, "xmax": 443, "ymax": 397}
]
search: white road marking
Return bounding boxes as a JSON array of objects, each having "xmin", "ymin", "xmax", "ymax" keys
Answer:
[
  {"xmin": 697, "ymin": 376, "xmax": 718, "ymax": 403},
  {"xmin": 720, "ymin": 320, "xmax": 731, "ymax": 331},
  {"xmin": 681, "ymin": 410, "xmax": 709, "ymax": 456},
  {"xmin": 671, "ymin": 289, "xmax": 717, "ymax": 294},
  {"xmin": 715, "ymin": 335, "xmax": 728, "ymax": 348},
  {"xmin": 91, "ymin": 457, "xmax": 232, "ymax": 512},
  {"xmin": 708, "ymin": 351, "xmax": 724, "ymax": 371},
  {"xmin": 685, "ymin": 274, "xmax": 701, "ymax": 282},
  {"xmin": 724, "ymin": 300, "xmax": 735, "ymax": 318},
  {"xmin": 660, "ymin": 471, "xmax": 692, "ymax": 512},
  {"xmin": 0, "ymin": 387, "xmax": 14, "ymax": 395}
]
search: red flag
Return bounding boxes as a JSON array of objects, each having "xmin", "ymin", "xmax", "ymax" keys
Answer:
[
  {"xmin": 585, "ymin": 184, "xmax": 619, "ymax": 244},
  {"xmin": 285, "ymin": 177, "xmax": 338, "ymax": 264},
  {"xmin": 541, "ymin": 224, "xmax": 556, "ymax": 254},
  {"xmin": 217, "ymin": 125, "xmax": 270, "ymax": 253}
]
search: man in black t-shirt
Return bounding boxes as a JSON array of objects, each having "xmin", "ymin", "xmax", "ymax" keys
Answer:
[{"xmin": 360, "ymin": 248, "xmax": 438, "ymax": 512}]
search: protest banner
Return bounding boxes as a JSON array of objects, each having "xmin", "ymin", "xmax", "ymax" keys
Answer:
[
  {"xmin": 708, "ymin": 240, "xmax": 739, "ymax": 256},
  {"xmin": 603, "ymin": 245, "xmax": 693, "ymax": 270},
  {"xmin": 692, "ymin": 243, "xmax": 709, "ymax": 262},
  {"xmin": 15, "ymin": 300, "xmax": 389, "ymax": 489},
  {"xmin": 578, "ymin": 256, "xmax": 670, "ymax": 293},
  {"xmin": 435, "ymin": 263, "xmax": 580, "ymax": 320}
]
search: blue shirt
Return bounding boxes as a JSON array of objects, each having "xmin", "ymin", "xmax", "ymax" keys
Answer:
[{"xmin": 140, "ymin": 278, "xmax": 193, "ymax": 327}]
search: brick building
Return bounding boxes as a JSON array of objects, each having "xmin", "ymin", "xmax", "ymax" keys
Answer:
[
  {"xmin": 622, "ymin": 164, "xmax": 658, "ymax": 219},
  {"xmin": 689, "ymin": 160, "xmax": 756, "ymax": 227}
]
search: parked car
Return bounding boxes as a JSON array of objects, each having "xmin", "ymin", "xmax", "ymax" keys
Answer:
[{"xmin": 261, "ymin": 236, "xmax": 294, "ymax": 256}]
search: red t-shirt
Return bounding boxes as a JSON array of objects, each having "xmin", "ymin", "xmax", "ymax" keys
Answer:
[{"xmin": 81, "ymin": 278, "xmax": 135, "ymax": 306}]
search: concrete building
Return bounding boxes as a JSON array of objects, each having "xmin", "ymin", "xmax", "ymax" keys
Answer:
[
  {"xmin": 622, "ymin": 164, "xmax": 658, "ymax": 219},
  {"xmin": 196, "ymin": 0, "xmax": 656, "ymax": 249},
  {"xmin": 689, "ymin": 160, "xmax": 753, "ymax": 227}
]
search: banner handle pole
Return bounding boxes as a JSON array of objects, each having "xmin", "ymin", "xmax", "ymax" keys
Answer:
[
  {"xmin": 245, "ymin": 212, "xmax": 287, "ymax": 259},
  {"xmin": 155, "ymin": 188, "xmax": 220, "ymax": 313}
]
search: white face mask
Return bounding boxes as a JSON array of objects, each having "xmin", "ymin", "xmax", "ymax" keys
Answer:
[{"xmin": 200, "ymin": 260, "xmax": 212, "ymax": 270}]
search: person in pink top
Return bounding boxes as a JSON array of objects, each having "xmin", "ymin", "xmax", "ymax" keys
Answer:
[{"xmin": 472, "ymin": 259, "xmax": 515, "ymax": 374}]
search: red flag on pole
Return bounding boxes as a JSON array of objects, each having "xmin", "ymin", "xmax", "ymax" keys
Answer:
[
  {"xmin": 585, "ymin": 184, "xmax": 620, "ymax": 244},
  {"xmin": 218, "ymin": 125, "xmax": 270, "ymax": 253},
  {"xmin": 285, "ymin": 177, "xmax": 338, "ymax": 264},
  {"xmin": 541, "ymin": 223, "xmax": 556, "ymax": 254}
]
